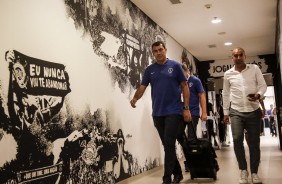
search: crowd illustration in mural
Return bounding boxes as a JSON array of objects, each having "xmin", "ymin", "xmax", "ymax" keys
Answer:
[
  {"xmin": 0, "ymin": 0, "xmax": 167, "ymax": 183},
  {"xmin": 64, "ymin": 0, "xmax": 165, "ymax": 91}
]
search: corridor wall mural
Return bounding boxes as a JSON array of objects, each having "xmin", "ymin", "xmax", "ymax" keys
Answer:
[{"xmin": 0, "ymin": 0, "xmax": 195, "ymax": 183}]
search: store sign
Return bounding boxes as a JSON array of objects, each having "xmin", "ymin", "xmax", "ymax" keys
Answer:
[{"xmin": 208, "ymin": 56, "xmax": 268, "ymax": 77}]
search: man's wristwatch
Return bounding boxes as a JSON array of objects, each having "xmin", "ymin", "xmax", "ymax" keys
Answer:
[{"xmin": 183, "ymin": 105, "xmax": 190, "ymax": 110}]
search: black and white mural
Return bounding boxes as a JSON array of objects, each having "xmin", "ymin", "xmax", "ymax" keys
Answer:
[{"xmin": 0, "ymin": 0, "xmax": 191, "ymax": 183}]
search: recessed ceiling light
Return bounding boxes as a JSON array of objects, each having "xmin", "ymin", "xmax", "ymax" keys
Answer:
[
  {"xmin": 211, "ymin": 17, "xmax": 222, "ymax": 24},
  {"xmin": 224, "ymin": 42, "xmax": 232, "ymax": 46}
]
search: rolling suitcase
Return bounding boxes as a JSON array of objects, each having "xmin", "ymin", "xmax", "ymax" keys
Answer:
[{"xmin": 182, "ymin": 122, "xmax": 219, "ymax": 180}]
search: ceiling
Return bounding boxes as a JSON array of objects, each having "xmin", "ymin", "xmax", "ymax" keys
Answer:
[{"xmin": 130, "ymin": 0, "xmax": 278, "ymax": 61}]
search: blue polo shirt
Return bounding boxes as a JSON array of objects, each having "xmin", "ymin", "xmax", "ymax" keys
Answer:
[
  {"xmin": 188, "ymin": 75, "xmax": 205, "ymax": 116},
  {"xmin": 141, "ymin": 59, "xmax": 187, "ymax": 116}
]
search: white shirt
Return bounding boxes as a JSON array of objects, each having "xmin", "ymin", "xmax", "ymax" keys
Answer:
[{"xmin": 222, "ymin": 64, "xmax": 267, "ymax": 115}]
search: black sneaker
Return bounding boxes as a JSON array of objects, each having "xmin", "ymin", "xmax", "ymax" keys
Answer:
[{"xmin": 172, "ymin": 174, "xmax": 183, "ymax": 183}]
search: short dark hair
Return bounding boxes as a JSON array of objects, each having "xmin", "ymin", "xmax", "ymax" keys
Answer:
[{"xmin": 151, "ymin": 41, "xmax": 166, "ymax": 50}]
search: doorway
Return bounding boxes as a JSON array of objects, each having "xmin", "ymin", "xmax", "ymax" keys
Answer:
[{"xmin": 206, "ymin": 73, "xmax": 281, "ymax": 148}]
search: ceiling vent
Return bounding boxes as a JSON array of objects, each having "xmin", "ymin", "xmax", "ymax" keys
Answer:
[
  {"xmin": 208, "ymin": 44, "xmax": 216, "ymax": 48},
  {"xmin": 218, "ymin": 32, "xmax": 226, "ymax": 35},
  {"xmin": 169, "ymin": 0, "xmax": 181, "ymax": 4}
]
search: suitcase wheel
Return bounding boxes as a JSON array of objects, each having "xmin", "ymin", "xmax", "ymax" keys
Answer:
[
  {"xmin": 213, "ymin": 169, "xmax": 217, "ymax": 180},
  {"xmin": 190, "ymin": 172, "xmax": 195, "ymax": 180}
]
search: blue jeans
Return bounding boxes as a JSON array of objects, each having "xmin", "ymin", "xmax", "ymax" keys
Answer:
[
  {"xmin": 153, "ymin": 115, "xmax": 183, "ymax": 182},
  {"xmin": 229, "ymin": 108, "xmax": 261, "ymax": 173}
]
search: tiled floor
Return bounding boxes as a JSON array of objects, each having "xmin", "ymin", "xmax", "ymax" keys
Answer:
[{"xmin": 117, "ymin": 129, "xmax": 282, "ymax": 184}]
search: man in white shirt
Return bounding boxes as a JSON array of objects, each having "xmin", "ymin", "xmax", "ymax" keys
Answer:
[{"xmin": 222, "ymin": 47, "xmax": 267, "ymax": 184}]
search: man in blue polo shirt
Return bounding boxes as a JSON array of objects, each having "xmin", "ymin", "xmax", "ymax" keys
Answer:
[
  {"xmin": 130, "ymin": 41, "xmax": 191, "ymax": 184},
  {"xmin": 180, "ymin": 63, "xmax": 207, "ymax": 171},
  {"xmin": 182, "ymin": 64, "xmax": 207, "ymax": 135}
]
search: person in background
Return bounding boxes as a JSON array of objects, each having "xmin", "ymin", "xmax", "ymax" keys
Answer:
[
  {"xmin": 267, "ymin": 104, "xmax": 276, "ymax": 137},
  {"xmin": 259, "ymin": 98, "xmax": 266, "ymax": 136},
  {"xmin": 181, "ymin": 63, "xmax": 207, "ymax": 137},
  {"xmin": 207, "ymin": 101, "xmax": 218, "ymax": 147},
  {"xmin": 130, "ymin": 41, "xmax": 191, "ymax": 184},
  {"xmin": 222, "ymin": 47, "xmax": 267, "ymax": 184},
  {"xmin": 272, "ymin": 107, "xmax": 277, "ymax": 137},
  {"xmin": 266, "ymin": 104, "xmax": 273, "ymax": 116},
  {"xmin": 216, "ymin": 94, "xmax": 229, "ymax": 147},
  {"xmin": 179, "ymin": 63, "xmax": 207, "ymax": 172}
]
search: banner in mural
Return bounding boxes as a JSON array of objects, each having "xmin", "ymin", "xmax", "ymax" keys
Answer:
[
  {"xmin": 5, "ymin": 50, "xmax": 71, "ymax": 131},
  {"xmin": 0, "ymin": 50, "xmax": 72, "ymax": 183}
]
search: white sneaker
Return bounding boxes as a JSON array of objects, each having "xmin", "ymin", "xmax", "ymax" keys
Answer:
[
  {"xmin": 252, "ymin": 173, "xmax": 262, "ymax": 183},
  {"xmin": 239, "ymin": 170, "xmax": 249, "ymax": 184}
]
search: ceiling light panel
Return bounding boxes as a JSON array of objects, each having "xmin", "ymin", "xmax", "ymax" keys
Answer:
[{"xmin": 224, "ymin": 42, "xmax": 232, "ymax": 46}]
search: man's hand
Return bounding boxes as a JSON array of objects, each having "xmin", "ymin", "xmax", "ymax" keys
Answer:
[
  {"xmin": 200, "ymin": 112, "xmax": 208, "ymax": 121},
  {"xmin": 130, "ymin": 98, "xmax": 137, "ymax": 108},
  {"xmin": 224, "ymin": 115, "xmax": 230, "ymax": 124},
  {"xmin": 247, "ymin": 94, "xmax": 260, "ymax": 102},
  {"xmin": 183, "ymin": 110, "xmax": 192, "ymax": 122}
]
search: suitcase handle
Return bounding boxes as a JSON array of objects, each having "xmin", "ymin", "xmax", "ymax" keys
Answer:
[
  {"xmin": 191, "ymin": 120, "xmax": 198, "ymax": 139},
  {"xmin": 184, "ymin": 121, "xmax": 198, "ymax": 142}
]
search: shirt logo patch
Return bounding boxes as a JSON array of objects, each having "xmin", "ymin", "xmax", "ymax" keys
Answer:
[
  {"xmin": 189, "ymin": 82, "xmax": 193, "ymax": 87},
  {"xmin": 168, "ymin": 68, "xmax": 173, "ymax": 74}
]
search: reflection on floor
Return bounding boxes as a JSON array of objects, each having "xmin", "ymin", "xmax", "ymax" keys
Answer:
[{"xmin": 117, "ymin": 129, "xmax": 282, "ymax": 184}]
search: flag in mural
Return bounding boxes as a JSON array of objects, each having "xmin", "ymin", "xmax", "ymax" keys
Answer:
[{"xmin": 6, "ymin": 50, "xmax": 71, "ymax": 131}]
